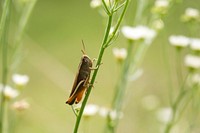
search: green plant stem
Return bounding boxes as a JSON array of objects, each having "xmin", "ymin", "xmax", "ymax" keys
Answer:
[
  {"xmin": 164, "ymin": 75, "xmax": 189, "ymax": 133},
  {"xmin": 73, "ymin": 11, "xmax": 113, "ymax": 133},
  {"xmin": 73, "ymin": 1, "xmax": 129, "ymax": 133},
  {"xmin": 175, "ymin": 48, "xmax": 183, "ymax": 87},
  {"xmin": 187, "ymin": 85, "xmax": 200, "ymax": 132},
  {"xmin": 164, "ymin": 48, "xmax": 192, "ymax": 133},
  {"xmin": 164, "ymin": 90, "xmax": 186, "ymax": 133},
  {"xmin": 112, "ymin": 42, "xmax": 133, "ymax": 110},
  {"xmin": 0, "ymin": 0, "xmax": 11, "ymax": 133},
  {"xmin": 104, "ymin": 41, "xmax": 154, "ymax": 133},
  {"xmin": 105, "ymin": 42, "xmax": 133, "ymax": 133},
  {"xmin": 163, "ymin": 44, "xmax": 174, "ymax": 106}
]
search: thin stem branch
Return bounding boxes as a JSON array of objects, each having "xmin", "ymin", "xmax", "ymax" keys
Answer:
[
  {"xmin": 104, "ymin": 0, "xmax": 129, "ymax": 48},
  {"xmin": 102, "ymin": 0, "xmax": 111, "ymax": 15}
]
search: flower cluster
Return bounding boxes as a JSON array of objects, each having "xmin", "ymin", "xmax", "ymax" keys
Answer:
[
  {"xmin": 168, "ymin": 35, "xmax": 190, "ymax": 48},
  {"xmin": 151, "ymin": 19, "xmax": 164, "ymax": 31},
  {"xmin": 151, "ymin": 0, "xmax": 170, "ymax": 15},
  {"xmin": 90, "ymin": 0, "xmax": 102, "ymax": 8},
  {"xmin": 156, "ymin": 107, "xmax": 172, "ymax": 123},
  {"xmin": 0, "ymin": 73, "xmax": 30, "ymax": 111},
  {"xmin": 112, "ymin": 47, "xmax": 127, "ymax": 62},
  {"xmin": 169, "ymin": 35, "xmax": 200, "ymax": 70},
  {"xmin": 0, "ymin": 85, "xmax": 19, "ymax": 100},
  {"xmin": 190, "ymin": 38, "xmax": 200, "ymax": 51},
  {"xmin": 121, "ymin": 25, "xmax": 156, "ymax": 43},
  {"xmin": 12, "ymin": 99, "xmax": 30, "ymax": 111},
  {"xmin": 185, "ymin": 54, "xmax": 200, "ymax": 69},
  {"xmin": 90, "ymin": 0, "xmax": 113, "ymax": 9},
  {"xmin": 12, "ymin": 73, "xmax": 29, "ymax": 87},
  {"xmin": 191, "ymin": 74, "xmax": 200, "ymax": 86},
  {"xmin": 181, "ymin": 8, "xmax": 200, "ymax": 23}
]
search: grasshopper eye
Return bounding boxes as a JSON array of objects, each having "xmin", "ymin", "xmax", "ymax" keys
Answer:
[
  {"xmin": 83, "ymin": 57, "xmax": 88, "ymax": 63},
  {"xmin": 83, "ymin": 58, "xmax": 86, "ymax": 63}
]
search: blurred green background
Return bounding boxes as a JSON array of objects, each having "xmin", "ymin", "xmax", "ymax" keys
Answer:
[{"xmin": 1, "ymin": 0, "xmax": 200, "ymax": 133}]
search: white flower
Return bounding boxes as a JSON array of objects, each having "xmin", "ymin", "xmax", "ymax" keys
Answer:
[
  {"xmin": 182, "ymin": 8, "xmax": 200, "ymax": 22},
  {"xmin": 109, "ymin": 27, "xmax": 115, "ymax": 35},
  {"xmin": 191, "ymin": 74, "xmax": 200, "ymax": 85},
  {"xmin": 152, "ymin": 0, "xmax": 169, "ymax": 14},
  {"xmin": 83, "ymin": 104, "xmax": 99, "ymax": 117},
  {"xmin": 98, "ymin": 107, "xmax": 123, "ymax": 120},
  {"xmin": 152, "ymin": 19, "xmax": 164, "ymax": 30},
  {"xmin": 121, "ymin": 26, "xmax": 156, "ymax": 42},
  {"xmin": 185, "ymin": 54, "xmax": 200, "ymax": 69},
  {"xmin": 0, "ymin": 84, "xmax": 19, "ymax": 100},
  {"xmin": 104, "ymin": 0, "xmax": 113, "ymax": 7},
  {"xmin": 12, "ymin": 74, "xmax": 29, "ymax": 86},
  {"xmin": 112, "ymin": 48, "xmax": 127, "ymax": 62},
  {"xmin": 185, "ymin": 8, "xmax": 199, "ymax": 18},
  {"xmin": 109, "ymin": 110, "xmax": 123, "ymax": 120},
  {"xmin": 169, "ymin": 35, "xmax": 190, "ymax": 48},
  {"xmin": 156, "ymin": 107, "xmax": 172, "ymax": 123},
  {"xmin": 155, "ymin": 0, "xmax": 169, "ymax": 8},
  {"xmin": 12, "ymin": 99, "xmax": 30, "ymax": 111},
  {"xmin": 99, "ymin": 107, "xmax": 109, "ymax": 117},
  {"xmin": 109, "ymin": 26, "xmax": 119, "ymax": 36},
  {"xmin": 190, "ymin": 38, "xmax": 200, "ymax": 51},
  {"xmin": 90, "ymin": 0, "xmax": 101, "ymax": 8},
  {"xmin": 141, "ymin": 95, "xmax": 160, "ymax": 111}
]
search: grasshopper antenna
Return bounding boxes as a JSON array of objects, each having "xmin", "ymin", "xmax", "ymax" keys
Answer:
[{"xmin": 81, "ymin": 40, "xmax": 86, "ymax": 55}]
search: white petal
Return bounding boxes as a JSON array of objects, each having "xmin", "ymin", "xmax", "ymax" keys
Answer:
[
  {"xmin": 12, "ymin": 74, "xmax": 29, "ymax": 86},
  {"xmin": 169, "ymin": 35, "xmax": 190, "ymax": 47},
  {"xmin": 0, "ymin": 84, "xmax": 19, "ymax": 99},
  {"xmin": 12, "ymin": 99, "xmax": 30, "ymax": 111},
  {"xmin": 185, "ymin": 54, "xmax": 200, "ymax": 69},
  {"xmin": 83, "ymin": 104, "xmax": 99, "ymax": 117},
  {"xmin": 121, "ymin": 25, "xmax": 156, "ymax": 42},
  {"xmin": 155, "ymin": 0, "xmax": 169, "ymax": 8},
  {"xmin": 190, "ymin": 38, "xmax": 200, "ymax": 51},
  {"xmin": 98, "ymin": 107, "xmax": 109, "ymax": 117},
  {"xmin": 156, "ymin": 107, "xmax": 172, "ymax": 123},
  {"xmin": 90, "ymin": 0, "xmax": 101, "ymax": 8},
  {"xmin": 185, "ymin": 8, "xmax": 199, "ymax": 18},
  {"xmin": 112, "ymin": 48, "xmax": 127, "ymax": 61}
]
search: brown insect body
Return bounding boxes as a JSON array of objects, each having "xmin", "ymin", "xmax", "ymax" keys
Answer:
[{"xmin": 66, "ymin": 54, "xmax": 92, "ymax": 105}]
